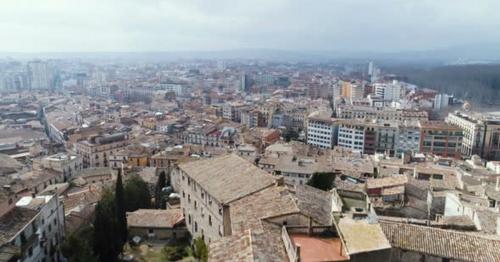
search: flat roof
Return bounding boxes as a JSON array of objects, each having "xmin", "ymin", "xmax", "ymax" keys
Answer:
[
  {"xmin": 290, "ymin": 233, "xmax": 348, "ymax": 261},
  {"xmin": 338, "ymin": 217, "xmax": 391, "ymax": 255}
]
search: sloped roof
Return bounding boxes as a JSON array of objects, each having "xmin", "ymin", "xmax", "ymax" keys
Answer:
[
  {"xmin": 230, "ymin": 184, "xmax": 332, "ymax": 234},
  {"xmin": 0, "ymin": 208, "xmax": 38, "ymax": 245},
  {"xmin": 126, "ymin": 209, "xmax": 183, "ymax": 228},
  {"xmin": 381, "ymin": 221, "xmax": 500, "ymax": 262},
  {"xmin": 209, "ymin": 225, "xmax": 288, "ymax": 262},
  {"xmin": 366, "ymin": 175, "xmax": 408, "ymax": 189},
  {"xmin": 178, "ymin": 154, "xmax": 276, "ymax": 204}
]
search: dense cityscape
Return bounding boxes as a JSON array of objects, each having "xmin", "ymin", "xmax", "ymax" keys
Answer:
[
  {"xmin": 2, "ymin": 1, "xmax": 500, "ymax": 262},
  {"xmin": 1, "ymin": 57, "xmax": 500, "ymax": 262}
]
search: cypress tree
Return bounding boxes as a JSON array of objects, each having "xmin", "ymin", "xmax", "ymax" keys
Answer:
[
  {"xmin": 94, "ymin": 191, "xmax": 119, "ymax": 262},
  {"xmin": 155, "ymin": 171, "xmax": 166, "ymax": 209},
  {"xmin": 115, "ymin": 170, "xmax": 128, "ymax": 246}
]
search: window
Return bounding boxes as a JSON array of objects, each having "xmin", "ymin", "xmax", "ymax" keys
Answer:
[
  {"xmin": 188, "ymin": 215, "xmax": 191, "ymax": 224},
  {"xmin": 148, "ymin": 228, "xmax": 154, "ymax": 234},
  {"xmin": 209, "ymin": 215, "xmax": 212, "ymax": 226},
  {"xmin": 195, "ymin": 222, "xmax": 198, "ymax": 232}
]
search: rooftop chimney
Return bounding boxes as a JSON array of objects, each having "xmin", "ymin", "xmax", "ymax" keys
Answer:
[{"xmin": 275, "ymin": 177, "xmax": 284, "ymax": 186}]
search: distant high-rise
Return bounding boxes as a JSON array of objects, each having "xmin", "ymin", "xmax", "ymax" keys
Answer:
[
  {"xmin": 368, "ymin": 61, "xmax": 381, "ymax": 82},
  {"xmin": 241, "ymin": 73, "xmax": 251, "ymax": 93},
  {"xmin": 374, "ymin": 81, "xmax": 401, "ymax": 101},
  {"xmin": 217, "ymin": 60, "xmax": 226, "ymax": 72},
  {"xmin": 28, "ymin": 60, "xmax": 51, "ymax": 90},
  {"xmin": 434, "ymin": 94, "xmax": 450, "ymax": 110}
]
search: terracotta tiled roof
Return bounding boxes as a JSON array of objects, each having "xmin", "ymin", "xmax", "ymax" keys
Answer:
[
  {"xmin": 366, "ymin": 175, "xmax": 408, "ymax": 189},
  {"xmin": 381, "ymin": 221, "xmax": 500, "ymax": 262},
  {"xmin": 178, "ymin": 154, "xmax": 276, "ymax": 204},
  {"xmin": 126, "ymin": 209, "xmax": 183, "ymax": 228},
  {"xmin": 209, "ymin": 224, "xmax": 288, "ymax": 262}
]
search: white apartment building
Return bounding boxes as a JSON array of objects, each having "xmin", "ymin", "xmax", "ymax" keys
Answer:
[
  {"xmin": 222, "ymin": 103, "xmax": 244, "ymax": 122},
  {"xmin": 1, "ymin": 194, "xmax": 65, "ymax": 262},
  {"xmin": 446, "ymin": 112, "xmax": 484, "ymax": 157},
  {"xmin": 337, "ymin": 122, "xmax": 365, "ymax": 152},
  {"xmin": 28, "ymin": 60, "xmax": 51, "ymax": 90},
  {"xmin": 434, "ymin": 94, "xmax": 450, "ymax": 110},
  {"xmin": 172, "ymin": 154, "xmax": 276, "ymax": 244},
  {"xmin": 337, "ymin": 105, "xmax": 428, "ymax": 122},
  {"xmin": 306, "ymin": 111, "xmax": 336, "ymax": 149},
  {"xmin": 159, "ymin": 83, "xmax": 185, "ymax": 96},
  {"xmin": 374, "ymin": 82, "xmax": 401, "ymax": 102},
  {"xmin": 446, "ymin": 111, "xmax": 500, "ymax": 160}
]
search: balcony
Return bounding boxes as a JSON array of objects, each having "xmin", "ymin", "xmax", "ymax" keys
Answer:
[{"xmin": 282, "ymin": 225, "xmax": 349, "ymax": 262}]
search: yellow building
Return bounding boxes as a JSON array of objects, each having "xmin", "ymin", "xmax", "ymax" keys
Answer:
[
  {"xmin": 341, "ymin": 81, "xmax": 352, "ymax": 98},
  {"xmin": 141, "ymin": 117, "xmax": 157, "ymax": 130}
]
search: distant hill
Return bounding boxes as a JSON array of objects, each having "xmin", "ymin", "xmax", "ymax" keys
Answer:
[
  {"xmin": 2, "ymin": 43, "xmax": 500, "ymax": 64},
  {"xmin": 388, "ymin": 64, "xmax": 500, "ymax": 104}
]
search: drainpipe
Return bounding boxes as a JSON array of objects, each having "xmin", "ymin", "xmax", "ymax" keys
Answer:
[{"xmin": 308, "ymin": 216, "xmax": 313, "ymax": 236}]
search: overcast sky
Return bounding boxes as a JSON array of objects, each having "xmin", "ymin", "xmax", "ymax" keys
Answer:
[{"xmin": 1, "ymin": 0, "xmax": 499, "ymax": 53}]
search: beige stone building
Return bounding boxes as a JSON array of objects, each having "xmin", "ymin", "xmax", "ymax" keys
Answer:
[
  {"xmin": 173, "ymin": 154, "xmax": 335, "ymax": 251},
  {"xmin": 76, "ymin": 133, "xmax": 129, "ymax": 168},
  {"xmin": 173, "ymin": 154, "xmax": 276, "ymax": 243}
]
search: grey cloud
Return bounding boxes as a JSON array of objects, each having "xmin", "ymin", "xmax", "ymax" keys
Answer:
[{"xmin": 0, "ymin": 0, "xmax": 499, "ymax": 52}]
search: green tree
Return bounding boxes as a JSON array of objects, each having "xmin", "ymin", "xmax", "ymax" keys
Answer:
[
  {"xmin": 93, "ymin": 190, "xmax": 120, "ymax": 262},
  {"xmin": 155, "ymin": 171, "xmax": 166, "ymax": 209},
  {"xmin": 124, "ymin": 175, "xmax": 151, "ymax": 212},
  {"xmin": 115, "ymin": 170, "xmax": 128, "ymax": 246},
  {"xmin": 61, "ymin": 225, "xmax": 98, "ymax": 262},
  {"xmin": 306, "ymin": 172, "xmax": 336, "ymax": 191},
  {"xmin": 193, "ymin": 237, "xmax": 208, "ymax": 262},
  {"xmin": 283, "ymin": 129, "xmax": 299, "ymax": 142}
]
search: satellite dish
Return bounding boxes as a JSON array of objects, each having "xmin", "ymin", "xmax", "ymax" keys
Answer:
[{"xmin": 463, "ymin": 101, "xmax": 472, "ymax": 112}]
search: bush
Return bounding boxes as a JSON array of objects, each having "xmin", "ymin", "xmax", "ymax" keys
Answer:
[
  {"xmin": 193, "ymin": 237, "xmax": 208, "ymax": 262},
  {"xmin": 162, "ymin": 245, "xmax": 188, "ymax": 261}
]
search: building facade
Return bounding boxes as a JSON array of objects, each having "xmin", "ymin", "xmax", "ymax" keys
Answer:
[
  {"xmin": 395, "ymin": 123, "xmax": 421, "ymax": 156},
  {"xmin": 446, "ymin": 112, "xmax": 500, "ymax": 160},
  {"xmin": 419, "ymin": 121, "xmax": 463, "ymax": 158},
  {"xmin": 337, "ymin": 122, "xmax": 365, "ymax": 153},
  {"xmin": 306, "ymin": 112, "xmax": 336, "ymax": 149},
  {"xmin": 76, "ymin": 133, "xmax": 129, "ymax": 168}
]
